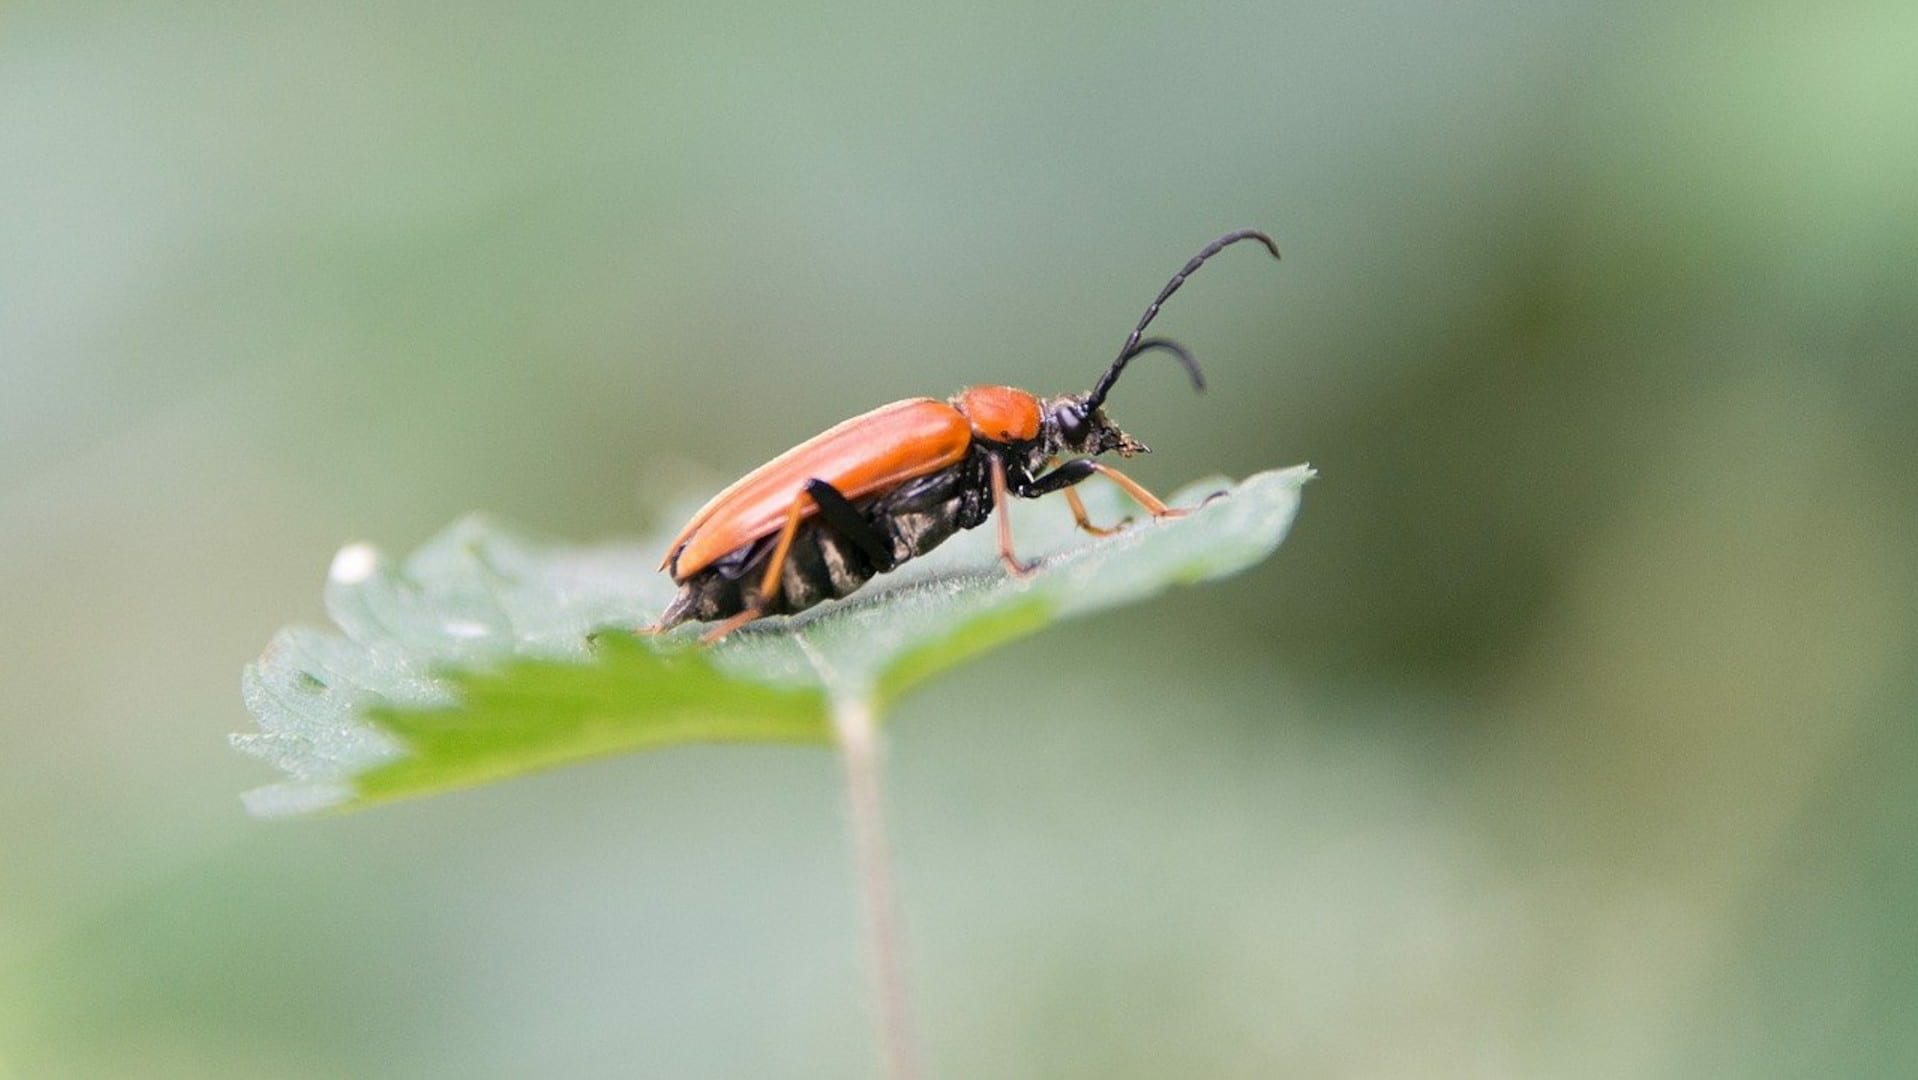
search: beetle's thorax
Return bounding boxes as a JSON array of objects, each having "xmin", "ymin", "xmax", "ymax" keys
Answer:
[
  {"xmin": 952, "ymin": 385, "xmax": 1042, "ymax": 444},
  {"xmin": 951, "ymin": 385, "xmax": 1146, "ymax": 467}
]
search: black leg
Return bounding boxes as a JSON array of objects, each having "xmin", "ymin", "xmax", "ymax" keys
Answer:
[
  {"xmin": 1018, "ymin": 458, "xmax": 1186, "ymax": 521},
  {"xmin": 803, "ymin": 478, "xmax": 898, "ymax": 572},
  {"xmin": 1013, "ymin": 458, "xmax": 1098, "ymax": 498}
]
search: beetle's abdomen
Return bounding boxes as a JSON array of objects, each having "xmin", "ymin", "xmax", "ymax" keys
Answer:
[{"xmin": 658, "ymin": 454, "xmax": 993, "ymax": 629}]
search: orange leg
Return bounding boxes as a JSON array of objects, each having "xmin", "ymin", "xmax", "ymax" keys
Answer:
[
  {"xmin": 700, "ymin": 489, "xmax": 810, "ymax": 643},
  {"xmin": 1062, "ymin": 486, "xmax": 1125, "ymax": 537},
  {"xmin": 1040, "ymin": 457, "xmax": 1126, "ymax": 537},
  {"xmin": 990, "ymin": 456, "xmax": 1034, "ymax": 578},
  {"xmin": 1088, "ymin": 462, "xmax": 1187, "ymax": 519}
]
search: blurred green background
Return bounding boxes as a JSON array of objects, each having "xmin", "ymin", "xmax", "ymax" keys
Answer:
[{"xmin": 4, "ymin": 0, "xmax": 1915, "ymax": 1075}]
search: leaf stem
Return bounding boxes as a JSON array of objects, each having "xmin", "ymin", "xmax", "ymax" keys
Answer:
[{"xmin": 830, "ymin": 689, "xmax": 922, "ymax": 1080}]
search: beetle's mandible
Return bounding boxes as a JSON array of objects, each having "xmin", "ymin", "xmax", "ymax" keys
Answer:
[{"xmin": 650, "ymin": 228, "xmax": 1281, "ymax": 642}]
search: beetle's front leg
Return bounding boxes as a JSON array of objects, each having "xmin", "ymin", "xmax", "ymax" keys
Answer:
[
  {"xmin": 1032, "ymin": 458, "xmax": 1125, "ymax": 536},
  {"xmin": 1019, "ymin": 458, "xmax": 1188, "ymax": 523},
  {"xmin": 1089, "ymin": 461, "xmax": 1189, "ymax": 519},
  {"xmin": 1061, "ymin": 486, "xmax": 1123, "ymax": 537}
]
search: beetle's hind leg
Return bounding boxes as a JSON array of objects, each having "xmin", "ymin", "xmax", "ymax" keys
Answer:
[
  {"xmin": 801, "ymin": 479, "xmax": 897, "ymax": 572},
  {"xmin": 699, "ymin": 489, "xmax": 811, "ymax": 643},
  {"xmin": 699, "ymin": 479, "xmax": 892, "ymax": 643}
]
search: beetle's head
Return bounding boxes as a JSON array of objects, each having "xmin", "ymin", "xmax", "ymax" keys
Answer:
[
  {"xmin": 1044, "ymin": 336, "xmax": 1205, "ymax": 458},
  {"xmin": 1044, "ymin": 394, "xmax": 1149, "ymax": 457}
]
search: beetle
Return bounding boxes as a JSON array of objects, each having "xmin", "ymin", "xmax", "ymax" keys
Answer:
[{"xmin": 651, "ymin": 228, "xmax": 1281, "ymax": 641}]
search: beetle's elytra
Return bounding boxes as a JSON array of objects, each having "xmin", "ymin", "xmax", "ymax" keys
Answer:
[{"xmin": 652, "ymin": 229, "xmax": 1281, "ymax": 642}]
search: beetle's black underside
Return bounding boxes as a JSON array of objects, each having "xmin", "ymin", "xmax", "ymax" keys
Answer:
[{"xmin": 658, "ymin": 449, "xmax": 996, "ymax": 629}]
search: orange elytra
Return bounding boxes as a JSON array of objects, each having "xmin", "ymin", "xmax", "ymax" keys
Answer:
[{"xmin": 662, "ymin": 398, "xmax": 972, "ymax": 580}]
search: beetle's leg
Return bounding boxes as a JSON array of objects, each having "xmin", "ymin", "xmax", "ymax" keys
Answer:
[
  {"xmin": 989, "ymin": 456, "xmax": 1035, "ymax": 578},
  {"xmin": 700, "ymin": 609, "xmax": 759, "ymax": 644},
  {"xmin": 803, "ymin": 479, "xmax": 897, "ymax": 572},
  {"xmin": 700, "ymin": 488, "xmax": 811, "ymax": 643},
  {"xmin": 1021, "ymin": 459, "xmax": 1187, "ymax": 520},
  {"xmin": 1088, "ymin": 461, "xmax": 1189, "ymax": 519},
  {"xmin": 1016, "ymin": 458, "xmax": 1098, "ymax": 496},
  {"xmin": 1034, "ymin": 457, "xmax": 1126, "ymax": 536},
  {"xmin": 1062, "ymin": 486, "xmax": 1126, "ymax": 536}
]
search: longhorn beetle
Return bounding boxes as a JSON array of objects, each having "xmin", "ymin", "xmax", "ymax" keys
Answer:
[{"xmin": 652, "ymin": 228, "xmax": 1281, "ymax": 641}]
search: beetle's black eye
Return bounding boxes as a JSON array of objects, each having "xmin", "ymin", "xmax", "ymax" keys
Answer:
[{"xmin": 1058, "ymin": 404, "xmax": 1088, "ymax": 445}]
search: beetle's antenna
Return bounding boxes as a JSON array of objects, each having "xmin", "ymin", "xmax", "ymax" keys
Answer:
[
  {"xmin": 1086, "ymin": 338, "xmax": 1203, "ymax": 412},
  {"xmin": 1088, "ymin": 229, "xmax": 1281, "ymax": 410}
]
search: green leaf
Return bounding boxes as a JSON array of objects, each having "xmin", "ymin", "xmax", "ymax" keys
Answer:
[{"xmin": 233, "ymin": 465, "xmax": 1313, "ymax": 816}]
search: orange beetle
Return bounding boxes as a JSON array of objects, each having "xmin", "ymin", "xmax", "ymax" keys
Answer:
[{"xmin": 654, "ymin": 229, "xmax": 1281, "ymax": 641}]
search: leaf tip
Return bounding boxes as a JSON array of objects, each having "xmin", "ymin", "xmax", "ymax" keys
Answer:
[{"xmin": 1273, "ymin": 462, "xmax": 1317, "ymax": 485}]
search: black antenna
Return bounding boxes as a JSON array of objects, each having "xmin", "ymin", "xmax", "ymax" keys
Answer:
[
  {"xmin": 1086, "ymin": 229, "xmax": 1281, "ymax": 410},
  {"xmin": 1088, "ymin": 337, "xmax": 1203, "ymax": 412}
]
